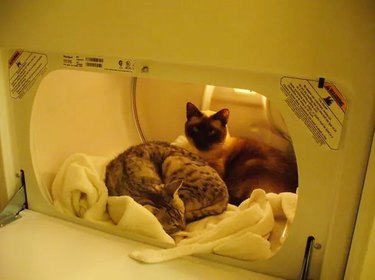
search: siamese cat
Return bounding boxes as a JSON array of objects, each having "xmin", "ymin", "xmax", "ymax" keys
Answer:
[{"xmin": 176, "ymin": 102, "xmax": 298, "ymax": 205}]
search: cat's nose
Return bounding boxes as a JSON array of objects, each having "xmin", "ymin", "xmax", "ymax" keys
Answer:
[
  {"xmin": 165, "ymin": 226, "xmax": 180, "ymax": 235},
  {"xmin": 165, "ymin": 222, "xmax": 186, "ymax": 235},
  {"xmin": 195, "ymin": 140, "xmax": 210, "ymax": 151}
]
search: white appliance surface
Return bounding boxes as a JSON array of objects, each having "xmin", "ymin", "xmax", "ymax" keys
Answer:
[{"xmin": 0, "ymin": 210, "xmax": 282, "ymax": 280}]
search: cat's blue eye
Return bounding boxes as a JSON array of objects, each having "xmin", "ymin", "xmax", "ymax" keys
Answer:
[{"xmin": 208, "ymin": 130, "xmax": 216, "ymax": 136}]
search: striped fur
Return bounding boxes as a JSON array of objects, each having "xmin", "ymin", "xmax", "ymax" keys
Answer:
[{"xmin": 105, "ymin": 141, "xmax": 228, "ymax": 235}]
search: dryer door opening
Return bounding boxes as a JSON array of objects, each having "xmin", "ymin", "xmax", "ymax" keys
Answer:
[{"xmin": 28, "ymin": 68, "xmax": 306, "ymax": 278}]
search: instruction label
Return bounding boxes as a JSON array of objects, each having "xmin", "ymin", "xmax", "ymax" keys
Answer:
[
  {"xmin": 280, "ymin": 77, "xmax": 346, "ymax": 150},
  {"xmin": 62, "ymin": 54, "xmax": 135, "ymax": 73},
  {"xmin": 9, "ymin": 51, "xmax": 48, "ymax": 99}
]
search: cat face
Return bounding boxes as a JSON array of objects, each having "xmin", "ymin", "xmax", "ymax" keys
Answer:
[
  {"xmin": 185, "ymin": 102, "xmax": 230, "ymax": 151},
  {"xmin": 144, "ymin": 180, "xmax": 186, "ymax": 234}
]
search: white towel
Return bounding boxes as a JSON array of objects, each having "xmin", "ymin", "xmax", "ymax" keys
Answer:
[
  {"xmin": 51, "ymin": 153, "xmax": 298, "ymax": 263},
  {"xmin": 129, "ymin": 189, "xmax": 276, "ymax": 263},
  {"xmin": 51, "ymin": 153, "xmax": 174, "ymax": 245},
  {"xmin": 107, "ymin": 196, "xmax": 175, "ymax": 243},
  {"xmin": 51, "ymin": 153, "xmax": 110, "ymax": 223}
]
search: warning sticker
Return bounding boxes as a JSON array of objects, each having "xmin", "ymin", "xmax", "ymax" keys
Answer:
[
  {"xmin": 9, "ymin": 50, "xmax": 48, "ymax": 99},
  {"xmin": 280, "ymin": 77, "xmax": 347, "ymax": 150}
]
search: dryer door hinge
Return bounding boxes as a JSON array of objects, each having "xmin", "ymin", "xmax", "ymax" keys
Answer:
[{"xmin": 0, "ymin": 170, "xmax": 28, "ymax": 227}]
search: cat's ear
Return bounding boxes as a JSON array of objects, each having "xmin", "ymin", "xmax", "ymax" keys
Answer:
[
  {"xmin": 165, "ymin": 180, "xmax": 183, "ymax": 196},
  {"xmin": 166, "ymin": 180, "xmax": 185, "ymax": 213},
  {"xmin": 186, "ymin": 102, "xmax": 203, "ymax": 120},
  {"xmin": 212, "ymin": 108, "xmax": 230, "ymax": 126},
  {"xmin": 144, "ymin": 204, "xmax": 158, "ymax": 214}
]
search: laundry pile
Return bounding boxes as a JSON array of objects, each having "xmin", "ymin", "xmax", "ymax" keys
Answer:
[{"xmin": 51, "ymin": 153, "xmax": 297, "ymax": 263}]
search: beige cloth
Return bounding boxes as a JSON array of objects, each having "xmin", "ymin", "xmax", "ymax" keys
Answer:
[
  {"xmin": 51, "ymin": 153, "xmax": 175, "ymax": 245},
  {"xmin": 51, "ymin": 153, "xmax": 297, "ymax": 263}
]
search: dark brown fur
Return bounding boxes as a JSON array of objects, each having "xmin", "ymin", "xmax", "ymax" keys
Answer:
[{"xmin": 183, "ymin": 102, "xmax": 298, "ymax": 205}]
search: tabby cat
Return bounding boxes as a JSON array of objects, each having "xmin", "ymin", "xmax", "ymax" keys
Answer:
[
  {"xmin": 178, "ymin": 102, "xmax": 298, "ymax": 205},
  {"xmin": 105, "ymin": 141, "xmax": 228, "ymax": 235}
]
